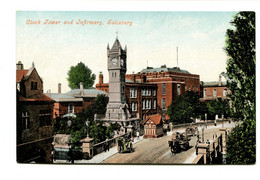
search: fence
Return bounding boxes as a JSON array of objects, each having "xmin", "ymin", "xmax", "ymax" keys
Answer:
[
  {"xmin": 92, "ymin": 133, "xmax": 130, "ymax": 156},
  {"xmin": 192, "ymin": 128, "xmax": 227, "ymax": 164}
]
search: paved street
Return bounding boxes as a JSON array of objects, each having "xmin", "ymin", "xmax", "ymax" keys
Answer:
[{"xmin": 102, "ymin": 122, "xmax": 235, "ymax": 164}]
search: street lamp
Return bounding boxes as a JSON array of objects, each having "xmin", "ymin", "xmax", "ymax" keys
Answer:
[
  {"xmin": 222, "ymin": 114, "xmax": 224, "ymax": 128},
  {"xmin": 86, "ymin": 119, "xmax": 89, "ymax": 138},
  {"xmin": 202, "ymin": 123, "xmax": 205, "ymax": 143},
  {"xmin": 205, "ymin": 113, "xmax": 207, "ymax": 129},
  {"xmin": 67, "ymin": 119, "xmax": 72, "ymax": 127}
]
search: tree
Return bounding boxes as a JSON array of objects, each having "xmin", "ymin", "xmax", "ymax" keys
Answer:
[
  {"xmin": 206, "ymin": 99, "xmax": 231, "ymax": 119},
  {"xmin": 224, "ymin": 11, "xmax": 255, "ymax": 164},
  {"xmin": 166, "ymin": 91, "xmax": 202, "ymax": 124},
  {"xmin": 67, "ymin": 62, "xmax": 96, "ymax": 89},
  {"xmin": 92, "ymin": 94, "xmax": 109, "ymax": 115}
]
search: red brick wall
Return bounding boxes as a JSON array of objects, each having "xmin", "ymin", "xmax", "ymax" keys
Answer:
[{"xmin": 203, "ymin": 86, "xmax": 230, "ymax": 98}]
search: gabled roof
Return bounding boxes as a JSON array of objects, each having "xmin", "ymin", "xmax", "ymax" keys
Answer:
[
  {"xmin": 16, "ymin": 67, "xmax": 43, "ymax": 83},
  {"xmin": 142, "ymin": 114, "xmax": 162, "ymax": 125},
  {"xmin": 16, "ymin": 70, "xmax": 29, "ymax": 82}
]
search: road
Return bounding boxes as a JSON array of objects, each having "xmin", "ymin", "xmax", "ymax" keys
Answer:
[{"xmin": 102, "ymin": 124, "xmax": 235, "ymax": 164}]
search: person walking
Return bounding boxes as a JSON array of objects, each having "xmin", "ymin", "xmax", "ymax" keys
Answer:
[{"xmin": 136, "ymin": 131, "xmax": 140, "ymax": 140}]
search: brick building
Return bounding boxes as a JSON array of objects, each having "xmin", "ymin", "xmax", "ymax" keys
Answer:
[
  {"xmin": 142, "ymin": 114, "xmax": 164, "ymax": 138},
  {"xmin": 16, "ymin": 61, "xmax": 54, "ymax": 163},
  {"xmin": 46, "ymin": 82, "xmax": 107, "ymax": 119},
  {"xmin": 126, "ymin": 66, "xmax": 200, "ymax": 117},
  {"xmin": 200, "ymin": 74, "xmax": 230, "ymax": 102},
  {"xmin": 96, "ymin": 66, "xmax": 200, "ymax": 121}
]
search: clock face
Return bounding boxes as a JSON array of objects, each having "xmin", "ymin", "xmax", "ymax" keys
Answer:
[
  {"xmin": 111, "ymin": 58, "xmax": 118, "ymax": 66},
  {"xmin": 120, "ymin": 59, "xmax": 124, "ymax": 66}
]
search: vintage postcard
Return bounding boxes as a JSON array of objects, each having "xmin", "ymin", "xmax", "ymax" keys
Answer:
[{"xmin": 16, "ymin": 10, "xmax": 255, "ymax": 166}]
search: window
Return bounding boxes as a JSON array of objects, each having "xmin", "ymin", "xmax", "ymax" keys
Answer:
[
  {"xmin": 142, "ymin": 88, "xmax": 151, "ymax": 96},
  {"xmin": 223, "ymin": 89, "xmax": 227, "ymax": 97},
  {"xmin": 130, "ymin": 88, "xmax": 137, "ymax": 98},
  {"xmin": 142, "ymin": 100, "xmax": 146, "ymax": 110},
  {"xmin": 162, "ymin": 83, "xmax": 166, "ymax": 95},
  {"xmin": 31, "ymin": 81, "xmax": 37, "ymax": 90},
  {"xmin": 162, "ymin": 98, "xmax": 166, "ymax": 110},
  {"xmin": 153, "ymin": 89, "xmax": 156, "ymax": 96},
  {"xmin": 22, "ymin": 111, "xmax": 30, "ymax": 130},
  {"xmin": 153, "ymin": 100, "xmax": 157, "ymax": 109},
  {"xmin": 68, "ymin": 104, "xmax": 74, "ymax": 113},
  {"xmin": 39, "ymin": 109, "xmax": 52, "ymax": 127},
  {"xmin": 204, "ymin": 89, "xmax": 207, "ymax": 97},
  {"xmin": 131, "ymin": 102, "xmax": 137, "ymax": 111},
  {"xmin": 213, "ymin": 89, "xmax": 216, "ymax": 97},
  {"xmin": 177, "ymin": 84, "xmax": 181, "ymax": 95}
]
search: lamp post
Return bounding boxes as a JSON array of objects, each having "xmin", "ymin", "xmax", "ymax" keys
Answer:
[
  {"xmin": 202, "ymin": 123, "xmax": 205, "ymax": 143},
  {"xmin": 222, "ymin": 114, "xmax": 224, "ymax": 128},
  {"xmin": 86, "ymin": 119, "xmax": 89, "ymax": 138},
  {"xmin": 205, "ymin": 113, "xmax": 207, "ymax": 129}
]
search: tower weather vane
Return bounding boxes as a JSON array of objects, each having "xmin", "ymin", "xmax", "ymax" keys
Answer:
[{"xmin": 116, "ymin": 31, "xmax": 118, "ymax": 39}]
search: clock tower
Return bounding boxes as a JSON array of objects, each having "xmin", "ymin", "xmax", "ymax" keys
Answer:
[{"xmin": 105, "ymin": 37, "xmax": 130, "ymax": 122}]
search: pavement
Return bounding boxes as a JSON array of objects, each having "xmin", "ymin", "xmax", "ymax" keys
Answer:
[
  {"xmin": 54, "ymin": 136, "xmax": 144, "ymax": 164},
  {"xmin": 54, "ymin": 121, "xmax": 235, "ymax": 164}
]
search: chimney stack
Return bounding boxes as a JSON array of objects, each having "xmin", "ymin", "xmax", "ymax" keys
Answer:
[
  {"xmin": 16, "ymin": 61, "xmax": 24, "ymax": 70},
  {"xmin": 58, "ymin": 83, "xmax": 61, "ymax": 93},
  {"xmin": 80, "ymin": 82, "xmax": 83, "ymax": 96},
  {"xmin": 218, "ymin": 75, "xmax": 222, "ymax": 86},
  {"xmin": 99, "ymin": 72, "xmax": 103, "ymax": 84}
]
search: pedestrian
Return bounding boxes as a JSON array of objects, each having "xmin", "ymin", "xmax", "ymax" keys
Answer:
[
  {"xmin": 68, "ymin": 148, "xmax": 74, "ymax": 164},
  {"xmin": 136, "ymin": 131, "xmax": 139, "ymax": 140}
]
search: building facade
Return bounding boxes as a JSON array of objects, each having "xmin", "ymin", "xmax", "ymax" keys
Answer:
[
  {"xmin": 16, "ymin": 61, "xmax": 54, "ymax": 163},
  {"xmin": 142, "ymin": 114, "xmax": 164, "ymax": 138},
  {"xmin": 97, "ymin": 66, "xmax": 200, "ymax": 121},
  {"xmin": 200, "ymin": 74, "xmax": 230, "ymax": 102},
  {"xmin": 46, "ymin": 83, "xmax": 107, "ymax": 119}
]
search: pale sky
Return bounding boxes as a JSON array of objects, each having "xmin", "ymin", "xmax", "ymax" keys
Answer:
[{"xmin": 16, "ymin": 11, "xmax": 237, "ymax": 93}]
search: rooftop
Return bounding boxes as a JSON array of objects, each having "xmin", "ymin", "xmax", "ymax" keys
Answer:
[
  {"xmin": 66, "ymin": 88, "xmax": 108, "ymax": 97},
  {"xmin": 203, "ymin": 81, "xmax": 227, "ymax": 87},
  {"xmin": 140, "ymin": 66, "xmax": 190, "ymax": 74}
]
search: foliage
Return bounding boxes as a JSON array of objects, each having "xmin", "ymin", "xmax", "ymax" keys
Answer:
[
  {"xmin": 224, "ymin": 11, "xmax": 255, "ymax": 164},
  {"xmin": 67, "ymin": 62, "xmax": 96, "ymax": 89},
  {"xmin": 206, "ymin": 99, "xmax": 231, "ymax": 119},
  {"xmin": 53, "ymin": 94, "xmax": 110, "ymax": 147},
  {"xmin": 226, "ymin": 118, "xmax": 256, "ymax": 164},
  {"xmin": 166, "ymin": 91, "xmax": 203, "ymax": 124},
  {"xmin": 92, "ymin": 94, "xmax": 109, "ymax": 115}
]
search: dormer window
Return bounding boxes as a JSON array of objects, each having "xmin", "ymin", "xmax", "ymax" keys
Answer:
[{"xmin": 31, "ymin": 81, "xmax": 37, "ymax": 90}]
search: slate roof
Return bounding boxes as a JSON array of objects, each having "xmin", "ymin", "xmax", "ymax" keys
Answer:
[
  {"xmin": 66, "ymin": 88, "xmax": 108, "ymax": 97},
  {"xmin": 44, "ymin": 93, "xmax": 83, "ymax": 102},
  {"xmin": 140, "ymin": 67, "xmax": 190, "ymax": 74},
  {"xmin": 203, "ymin": 81, "xmax": 227, "ymax": 87}
]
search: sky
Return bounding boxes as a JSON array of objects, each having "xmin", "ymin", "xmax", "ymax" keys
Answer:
[{"xmin": 16, "ymin": 11, "xmax": 237, "ymax": 93}]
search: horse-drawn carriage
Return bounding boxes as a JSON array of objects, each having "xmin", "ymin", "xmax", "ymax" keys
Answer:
[
  {"xmin": 185, "ymin": 126, "xmax": 198, "ymax": 137},
  {"xmin": 117, "ymin": 137, "xmax": 134, "ymax": 153},
  {"xmin": 168, "ymin": 132, "xmax": 191, "ymax": 154}
]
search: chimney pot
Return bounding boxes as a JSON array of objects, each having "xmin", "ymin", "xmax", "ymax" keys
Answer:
[{"xmin": 58, "ymin": 83, "xmax": 61, "ymax": 93}]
